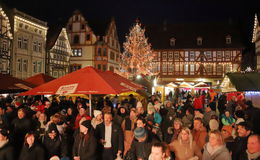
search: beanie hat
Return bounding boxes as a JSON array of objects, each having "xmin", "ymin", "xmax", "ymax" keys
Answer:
[
  {"xmin": 93, "ymin": 110, "xmax": 102, "ymax": 118},
  {"xmin": 147, "ymin": 103, "xmax": 155, "ymax": 113},
  {"xmin": 209, "ymin": 119, "xmax": 219, "ymax": 131},
  {"xmin": 235, "ymin": 110, "xmax": 245, "ymax": 118},
  {"xmin": 48, "ymin": 123, "xmax": 59, "ymax": 134},
  {"xmin": 136, "ymin": 101, "xmax": 142, "ymax": 108},
  {"xmin": 81, "ymin": 120, "xmax": 92, "ymax": 130},
  {"xmin": 134, "ymin": 127, "xmax": 146, "ymax": 139},
  {"xmin": 222, "ymin": 125, "xmax": 233, "ymax": 135}
]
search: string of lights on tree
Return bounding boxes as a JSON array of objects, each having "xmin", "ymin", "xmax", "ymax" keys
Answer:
[{"xmin": 119, "ymin": 20, "xmax": 156, "ymax": 78}]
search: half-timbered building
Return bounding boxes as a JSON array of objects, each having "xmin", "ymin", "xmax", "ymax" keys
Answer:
[
  {"xmin": 66, "ymin": 10, "xmax": 121, "ymax": 72},
  {"xmin": 46, "ymin": 27, "xmax": 72, "ymax": 78},
  {"xmin": 0, "ymin": 5, "xmax": 12, "ymax": 74},
  {"xmin": 146, "ymin": 23, "xmax": 244, "ymax": 85}
]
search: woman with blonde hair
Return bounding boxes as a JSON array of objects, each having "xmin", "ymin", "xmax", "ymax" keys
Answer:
[
  {"xmin": 169, "ymin": 127, "xmax": 202, "ymax": 160},
  {"xmin": 202, "ymin": 130, "xmax": 231, "ymax": 160}
]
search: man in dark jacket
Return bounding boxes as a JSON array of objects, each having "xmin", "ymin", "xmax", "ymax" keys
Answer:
[
  {"xmin": 239, "ymin": 134, "xmax": 260, "ymax": 160},
  {"xmin": 128, "ymin": 127, "xmax": 159, "ymax": 160},
  {"xmin": 232, "ymin": 122, "xmax": 252, "ymax": 160},
  {"xmin": 0, "ymin": 128, "xmax": 15, "ymax": 160},
  {"xmin": 95, "ymin": 112, "xmax": 123, "ymax": 160}
]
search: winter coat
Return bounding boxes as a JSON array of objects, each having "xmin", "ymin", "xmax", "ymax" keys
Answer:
[
  {"xmin": 128, "ymin": 132, "xmax": 159, "ymax": 160},
  {"xmin": 121, "ymin": 117, "xmax": 136, "ymax": 155},
  {"xmin": 221, "ymin": 115, "xmax": 235, "ymax": 126},
  {"xmin": 95, "ymin": 122, "xmax": 124, "ymax": 158},
  {"xmin": 18, "ymin": 143, "xmax": 45, "ymax": 160},
  {"xmin": 73, "ymin": 131, "xmax": 97, "ymax": 160},
  {"xmin": 0, "ymin": 141, "xmax": 15, "ymax": 160},
  {"xmin": 182, "ymin": 114, "xmax": 194, "ymax": 128},
  {"xmin": 194, "ymin": 98, "xmax": 203, "ymax": 110},
  {"xmin": 202, "ymin": 143, "xmax": 231, "ymax": 160},
  {"xmin": 42, "ymin": 134, "xmax": 67, "ymax": 159},
  {"xmin": 232, "ymin": 135, "xmax": 249, "ymax": 160},
  {"xmin": 192, "ymin": 127, "xmax": 207, "ymax": 150},
  {"xmin": 169, "ymin": 140, "xmax": 202, "ymax": 160},
  {"xmin": 238, "ymin": 150, "xmax": 260, "ymax": 160}
]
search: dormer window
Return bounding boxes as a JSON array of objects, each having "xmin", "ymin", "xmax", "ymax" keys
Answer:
[
  {"xmin": 170, "ymin": 38, "xmax": 176, "ymax": 46},
  {"xmin": 226, "ymin": 35, "xmax": 232, "ymax": 44},
  {"xmin": 197, "ymin": 37, "xmax": 203, "ymax": 45}
]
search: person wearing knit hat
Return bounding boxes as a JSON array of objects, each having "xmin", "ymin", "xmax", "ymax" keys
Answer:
[
  {"xmin": 91, "ymin": 110, "xmax": 103, "ymax": 129},
  {"xmin": 134, "ymin": 127, "xmax": 147, "ymax": 140},
  {"xmin": 221, "ymin": 125, "xmax": 234, "ymax": 152},
  {"xmin": 147, "ymin": 103, "xmax": 155, "ymax": 114},
  {"xmin": 209, "ymin": 119, "xmax": 219, "ymax": 131},
  {"xmin": 94, "ymin": 110, "xmax": 102, "ymax": 118},
  {"xmin": 80, "ymin": 120, "xmax": 92, "ymax": 131}
]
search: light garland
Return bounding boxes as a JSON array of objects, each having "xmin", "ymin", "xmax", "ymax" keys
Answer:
[
  {"xmin": 252, "ymin": 14, "xmax": 259, "ymax": 43},
  {"xmin": 0, "ymin": 7, "xmax": 13, "ymax": 39}
]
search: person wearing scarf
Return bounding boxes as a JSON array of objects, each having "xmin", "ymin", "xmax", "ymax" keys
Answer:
[{"xmin": 221, "ymin": 110, "xmax": 235, "ymax": 126}]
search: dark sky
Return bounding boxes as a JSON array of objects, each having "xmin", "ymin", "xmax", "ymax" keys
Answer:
[{"xmin": 2, "ymin": 0, "xmax": 258, "ymax": 43}]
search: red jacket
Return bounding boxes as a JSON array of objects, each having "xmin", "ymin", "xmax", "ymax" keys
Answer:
[
  {"xmin": 193, "ymin": 97, "xmax": 203, "ymax": 109},
  {"xmin": 74, "ymin": 114, "xmax": 92, "ymax": 129}
]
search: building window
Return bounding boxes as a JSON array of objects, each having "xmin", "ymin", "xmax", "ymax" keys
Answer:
[
  {"xmin": 224, "ymin": 51, "xmax": 231, "ymax": 59},
  {"xmin": 81, "ymin": 24, "xmax": 85, "ymax": 30},
  {"xmin": 225, "ymin": 64, "xmax": 231, "ymax": 73},
  {"xmin": 168, "ymin": 63, "xmax": 173, "ymax": 73},
  {"xmin": 23, "ymin": 38, "xmax": 28, "ymax": 49},
  {"xmin": 162, "ymin": 52, "xmax": 167, "ymax": 61},
  {"xmin": 2, "ymin": 40, "xmax": 8, "ymax": 51},
  {"xmin": 23, "ymin": 59, "xmax": 28, "ymax": 72},
  {"xmin": 168, "ymin": 52, "xmax": 173, "ymax": 61},
  {"xmin": 103, "ymin": 48, "xmax": 107, "ymax": 56},
  {"xmin": 17, "ymin": 59, "xmax": 22, "ymax": 72},
  {"xmin": 38, "ymin": 42, "xmax": 42, "ymax": 52},
  {"xmin": 206, "ymin": 64, "xmax": 212, "ymax": 73},
  {"xmin": 162, "ymin": 63, "xmax": 167, "ymax": 72},
  {"xmin": 72, "ymin": 48, "xmax": 82, "ymax": 56},
  {"xmin": 97, "ymin": 64, "xmax": 101, "ymax": 70},
  {"xmin": 184, "ymin": 64, "xmax": 189, "ymax": 75},
  {"xmin": 73, "ymin": 35, "xmax": 79, "ymax": 44},
  {"xmin": 97, "ymin": 48, "xmax": 102, "ymax": 56},
  {"xmin": 33, "ymin": 62, "xmax": 37, "ymax": 73},
  {"xmin": 190, "ymin": 64, "xmax": 195, "ymax": 75},
  {"xmin": 205, "ymin": 51, "xmax": 212, "ymax": 60},
  {"xmin": 190, "ymin": 52, "xmax": 195, "ymax": 61},
  {"xmin": 18, "ymin": 37, "xmax": 22, "ymax": 49},
  {"xmin": 197, "ymin": 37, "xmax": 203, "ymax": 45},
  {"xmin": 226, "ymin": 35, "xmax": 232, "ymax": 44},
  {"xmin": 170, "ymin": 38, "xmax": 176, "ymax": 46},
  {"xmin": 86, "ymin": 34, "xmax": 90, "ymax": 41},
  {"xmin": 216, "ymin": 64, "xmax": 223, "ymax": 75},
  {"xmin": 33, "ymin": 42, "xmax": 37, "ymax": 52},
  {"xmin": 103, "ymin": 64, "xmax": 107, "ymax": 71},
  {"xmin": 174, "ymin": 52, "xmax": 179, "ymax": 61},
  {"xmin": 217, "ymin": 51, "xmax": 222, "ymax": 59},
  {"xmin": 110, "ymin": 51, "xmax": 115, "ymax": 60},
  {"xmin": 38, "ymin": 61, "xmax": 42, "ymax": 72}
]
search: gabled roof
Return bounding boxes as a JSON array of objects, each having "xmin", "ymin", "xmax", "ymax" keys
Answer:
[
  {"xmin": 25, "ymin": 73, "xmax": 55, "ymax": 86},
  {"xmin": 145, "ymin": 22, "xmax": 245, "ymax": 50},
  {"xmin": 226, "ymin": 72, "xmax": 260, "ymax": 91}
]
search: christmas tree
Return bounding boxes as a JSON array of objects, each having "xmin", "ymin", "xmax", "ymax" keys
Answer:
[{"xmin": 119, "ymin": 20, "xmax": 155, "ymax": 78}]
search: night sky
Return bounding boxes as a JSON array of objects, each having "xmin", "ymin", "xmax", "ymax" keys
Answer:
[{"xmin": 1, "ymin": 0, "xmax": 258, "ymax": 44}]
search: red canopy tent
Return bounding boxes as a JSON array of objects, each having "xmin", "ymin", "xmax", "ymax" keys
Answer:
[
  {"xmin": 0, "ymin": 73, "xmax": 35, "ymax": 93},
  {"xmin": 18, "ymin": 67, "xmax": 142, "ymax": 115},
  {"xmin": 25, "ymin": 73, "xmax": 55, "ymax": 86}
]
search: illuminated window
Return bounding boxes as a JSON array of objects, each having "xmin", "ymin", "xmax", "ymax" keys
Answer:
[
  {"xmin": 226, "ymin": 35, "xmax": 232, "ymax": 44},
  {"xmin": 197, "ymin": 37, "xmax": 203, "ymax": 45},
  {"xmin": 170, "ymin": 38, "xmax": 176, "ymax": 46},
  {"xmin": 18, "ymin": 37, "xmax": 22, "ymax": 48}
]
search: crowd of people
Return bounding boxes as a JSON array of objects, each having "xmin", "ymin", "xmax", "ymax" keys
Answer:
[{"xmin": 0, "ymin": 90, "xmax": 260, "ymax": 160}]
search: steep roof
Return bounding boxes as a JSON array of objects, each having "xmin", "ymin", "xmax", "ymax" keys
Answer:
[
  {"xmin": 226, "ymin": 72, "xmax": 260, "ymax": 91},
  {"xmin": 145, "ymin": 22, "xmax": 245, "ymax": 50}
]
